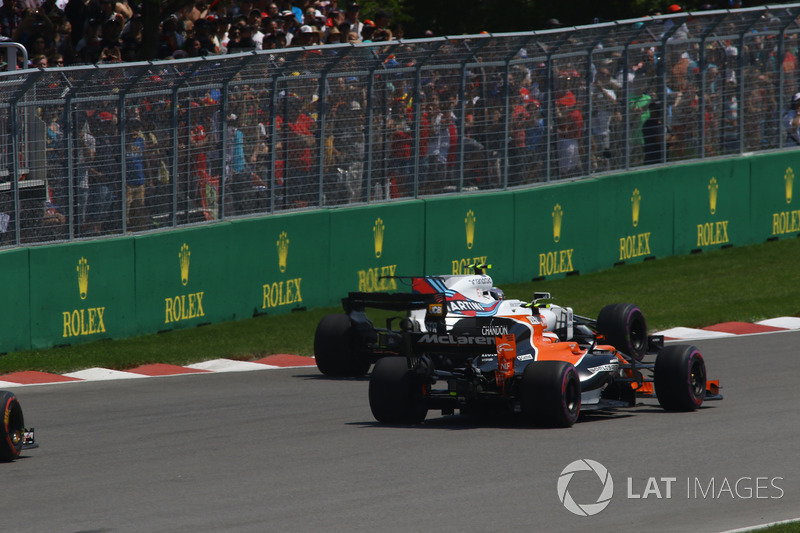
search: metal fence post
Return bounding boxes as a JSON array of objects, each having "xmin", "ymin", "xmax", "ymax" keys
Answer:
[
  {"xmin": 410, "ymin": 39, "xmax": 444, "ymax": 197},
  {"xmin": 8, "ymin": 71, "xmax": 41, "ymax": 245}
]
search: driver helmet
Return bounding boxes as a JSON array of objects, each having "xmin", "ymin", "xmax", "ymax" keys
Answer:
[{"xmin": 489, "ymin": 288, "xmax": 505, "ymax": 300}]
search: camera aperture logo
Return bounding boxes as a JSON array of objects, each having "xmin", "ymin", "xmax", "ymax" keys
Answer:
[{"xmin": 558, "ymin": 459, "xmax": 614, "ymax": 516}]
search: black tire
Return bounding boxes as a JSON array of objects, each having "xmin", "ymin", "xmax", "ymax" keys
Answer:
[
  {"xmin": 0, "ymin": 391, "xmax": 24, "ymax": 462},
  {"xmin": 369, "ymin": 357, "xmax": 428, "ymax": 424},
  {"xmin": 314, "ymin": 314, "xmax": 370, "ymax": 377},
  {"xmin": 596, "ymin": 303, "xmax": 648, "ymax": 361},
  {"xmin": 520, "ymin": 361, "xmax": 581, "ymax": 428},
  {"xmin": 654, "ymin": 344, "xmax": 706, "ymax": 411}
]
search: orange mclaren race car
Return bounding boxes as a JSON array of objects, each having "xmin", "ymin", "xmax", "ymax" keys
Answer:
[{"xmin": 314, "ymin": 269, "xmax": 721, "ymax": 427}]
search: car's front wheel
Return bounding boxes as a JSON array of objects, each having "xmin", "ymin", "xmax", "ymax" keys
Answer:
[
  {"xmin": 654, "ymin": 344, "xmax": 706, "ymax": 411},
  {"xmin": 0, "ymin": 391, "xmax": 24, "ymax": 462},
  {"xmin": 596, "ymin": 303, "xmax": 648, "ymax": 361}
]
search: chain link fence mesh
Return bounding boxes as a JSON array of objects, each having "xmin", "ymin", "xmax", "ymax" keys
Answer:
[{"xmin": 2, "ymin": 5, "xmax": 800, "ymax": 247}]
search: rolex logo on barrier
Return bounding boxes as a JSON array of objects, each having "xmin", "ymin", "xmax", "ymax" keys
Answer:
[
  {"xmin": 772, "ymin": 167, "xmax": 800, "ymax": 236},
  {"xmin": 538, "ymin": 203, "xmax": 574, "ymax": 277},
  {"xmin": 451, "ymin": 211, "xmax": 486, "ymax": 275},
  {"xmin": 262, "ymin": 231, "xmax": 303, "ymax": 309},
  {"xmin": 179, "ymin": 243, "xmax": 191, "ymax": 286},
  {"xmin": 63, "ymin": 256, "xmax": 106, "ymax": 339},
  {"xmin": 77, "ymin": 256, "xmax": 90, "ymax": 300},
  {"xmin": 165, "ymin": 243, "xmax": 205, "ymax": 324},
  {"xmin": 708, "ymin": 177, "xmax": 718, "ymax": 215},
  {"xmin": 358, "ymin": 217, "xmax": 398, "ymax": 291},
  {"xmin": 785, "ymin": 167, "xmax": 794, "ymax": 204},
  {"xmin": 277, "ymin": 231, "xmax": 289, "ymax": 273},
  {"xmin": 631, "ymin": 189, "xmax": 641, "ymax": 228},
  {"xmin": 552, "ymin": 204, "xmax": 563, "ymax": 243},
  {"xmin": 697, "ymin": 177, "xmax": 729, "ymax": 247},
  {"xmin": 620, "ymin": 190, "xmax": 651, "ymax": 261},
  {"xmin": 465, "ymin": 210, "xmax": 476, "ymax": 250},
  {"xmin": 373, "ymin": 218, "xmax": 385, "ymax": 258}
]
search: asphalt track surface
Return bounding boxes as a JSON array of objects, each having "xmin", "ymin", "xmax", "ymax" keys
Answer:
[{"xmin": 3, "ymin": 332, "xmax": 799, "ymax": 533}]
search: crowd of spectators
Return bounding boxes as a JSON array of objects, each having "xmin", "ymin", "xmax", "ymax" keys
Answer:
[
  {"xmin": 0, "ymin": 0, "xmax": 401, "ymax": 68},
  {"xmin": 4, "ymin": 1, "xmax": 800, "ymax": 243}
]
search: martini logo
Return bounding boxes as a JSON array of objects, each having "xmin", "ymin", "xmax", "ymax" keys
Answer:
[
  {"xmin": 558, "ymin": 459, "xmax": 614, "ymax": 517},
  {"xmin": 772, "ymin": 167, "xmax": 800, "ymax": 236},
  {"xmin": 538, "ymin": 203, "xmax": 574, "ymax": 276},
  {"xmin": 277, "ymin": 231, "xmax": 289, "ymax": 272},
  {"xmin": 77, "ymin": 256, "xmax": 90, "ymax": 300},
  {"xmin": 697, "ymin": 178, "xmax": 730, "ymax": 247},
  {"xmin": 165, "ymin": 243, "xmax": 205, "ymax": 324},
  {"xmin": 465, "ymin": 210, "xmax": 476, "ymax": 249},
  {"xmin": 179, "ymin": 243, "xmax": 191, "ymax": 286},
  {"xmin": 373, "ymin": 218, "xmax": 384, "ymax": 258},
  {"xmin": 262, "ymin": 231, "xmax": 303, "ymax": 309},
  {"xmin": 63, "ymin": 256, "xmax": 106, "ymax": 338},
  {"xmin": 619, "ymin": 189, "xmax": 651, "ymax": 261}
]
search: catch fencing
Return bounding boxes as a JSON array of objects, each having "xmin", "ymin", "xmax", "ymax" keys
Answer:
[{"xmin": 2, "ymin": 4, "xmax": 800, "ymax": 247}]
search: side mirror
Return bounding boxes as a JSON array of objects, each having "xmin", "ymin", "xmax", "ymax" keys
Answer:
[{"xmin": 533, "ymin": 292, "xmax": 552, "ymax": 302}]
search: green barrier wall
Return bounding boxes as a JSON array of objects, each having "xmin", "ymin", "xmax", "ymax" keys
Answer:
[
  {"xmin": 595, "ymin": 166, "xmax": 675, "ymax": 267},
  {"xmin": 748, "ymin": 152, "xmax": 800, "ymax": 241},
  {"xmin": 134, "ymin": 225, "xmax": 237, "ymax": 335},
  {"xmin": 424, "ymin": 193, "xmax": 515, "ymax": 283},
  {"xmin": 229, "ymin": 211, "xmax": 331, "ymax": 316},
  {"xmin": 4, "ymin": 151, "xmax": 799, "ymax": 353},
  {"xmin": 28, "ymin": 239, "xmax": 136, "ymax": 349},
  {"xmin": 669, "ymin": 158, "xmax": 751, "ymax": 255},
  {"xmin": 514, "ymin": 179, "xmax": 607, "ymax": 281},
  {"xmin": 0, "ymin": 248, "xmax": 30, "ymax": 353},
  {"xmin": 329, "ymin": 201, "xmax": 426, "ymax": 298}
]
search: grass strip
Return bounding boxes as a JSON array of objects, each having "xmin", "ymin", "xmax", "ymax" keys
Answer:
[{"xmin": 1, "ymin": 237, "xmax": 798, "ymax": 375}]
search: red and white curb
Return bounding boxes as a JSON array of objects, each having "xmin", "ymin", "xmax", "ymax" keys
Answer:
[
  {"xmin": 0, "ymin": 354, "xmax": 316, "ymax": 388},
  {"xmin": 657, "ymin": 316, "xmax": 800, "ymax": 341},
  {"xmin": 2, "ymin": 317, "xmax": 800, "ymax": 387}
]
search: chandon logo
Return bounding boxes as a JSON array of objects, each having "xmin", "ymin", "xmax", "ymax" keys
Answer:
[{"xmin": 557, "ymin": 459, "xmax": 614, "ymax": 516}]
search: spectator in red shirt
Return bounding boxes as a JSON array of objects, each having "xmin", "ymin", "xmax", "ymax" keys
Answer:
[
  {"xmin": 276, "ymin": 94, "xmax": 317, "ymax": 207},
  {"xmin": 555, "ymin": 70, "xmax": 584, "ymax": 178}
]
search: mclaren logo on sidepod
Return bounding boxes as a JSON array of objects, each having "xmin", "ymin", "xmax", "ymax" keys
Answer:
[{"xmin": 417, "ymin": 333, "xmax": 496, "ymax": 346}]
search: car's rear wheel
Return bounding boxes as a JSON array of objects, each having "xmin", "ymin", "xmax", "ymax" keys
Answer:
[
  {"xmin": 314, "ymin": 314, "xmax": 370, "ymax": 377},
  {"xmin": 596, "ymin": 303, "xmax": 648, "ymax": 361},
  {"xmin": 520, "ymin": 361, "xmax": 581, "ymax": 427},
  {"xmin": 0, "ymin": 391, "xmax": 24, "ymax": 462},
  {"xmin": 369, "ymin": 357, "xmax": 429, "ymax": 424},
  {"xmin": 654, "ymin": 344, "xmax": 706, "ymax": 411}
]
